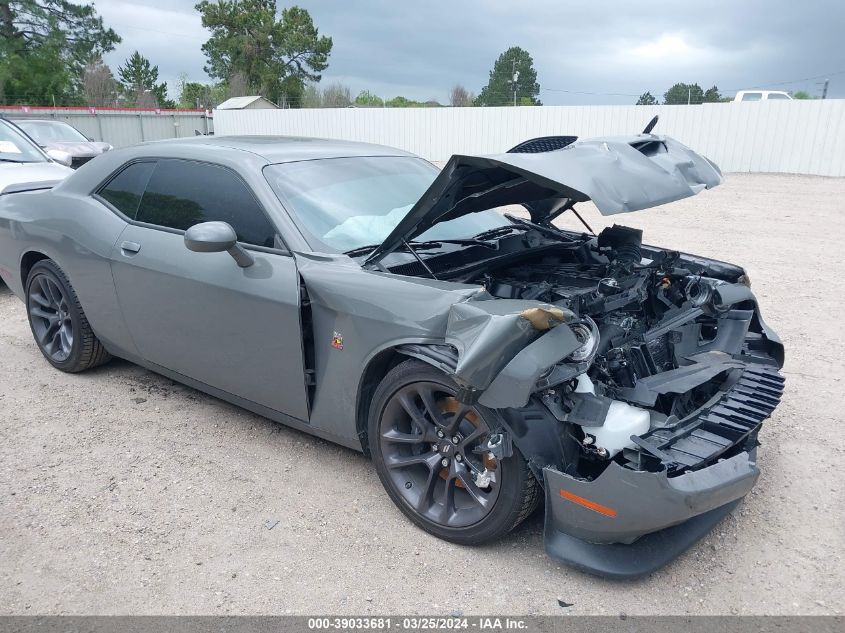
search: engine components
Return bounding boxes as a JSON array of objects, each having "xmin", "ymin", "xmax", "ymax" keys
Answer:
[{"xmin": 597, "ymin": 224, "xmax": 643, "ymax": 271}]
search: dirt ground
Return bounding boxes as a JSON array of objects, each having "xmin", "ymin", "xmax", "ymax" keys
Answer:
[{"xmin": 0, "ymin": 173, "xmax": 843, "ymax": 616}]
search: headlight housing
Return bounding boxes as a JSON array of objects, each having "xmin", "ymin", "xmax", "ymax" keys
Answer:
[{"xmin": 568, "ymin": 318, "xmax": 600, "ymax": 363}]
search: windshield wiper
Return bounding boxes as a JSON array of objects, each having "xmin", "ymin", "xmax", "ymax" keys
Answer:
[
  {"xmin": 345, "ymin": 241, "xmax": 448, "ymax": 257},
  {"xmin": 345, "ymin": 236, "xmax": 498, "ymax": 257},
  {"xmin": 0, "ymin": 158, "xmax": 25, "ymax": 163},
  {"xmin": 345, "ymin": 223, "xmax": 529, "ymax": 258},
  {"xmin": 406, "ymin": 224, "xmax": 532, "ymax": 250},
  {"xmin": 471, "ymin": 225, "xmax": 530, "ymax": 241},
  {"xmin": 344, "ymin": 243, "xmax": 382, "ymax": 257},
  {"xmin": 504, "ymin": 214, "xmax": 580, "ymax": 243},
  {"xmin": 408, "ymin": 237, "xmax": 499, "ymax": 250}
]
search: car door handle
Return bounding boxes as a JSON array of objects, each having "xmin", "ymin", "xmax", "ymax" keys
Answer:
[{"xmin": 120, "ymin": 241, "xmax": 141, "ymax": 254}]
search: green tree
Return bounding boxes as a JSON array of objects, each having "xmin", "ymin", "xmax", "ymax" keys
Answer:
[
  {"xmin": 177, "ymin": 76, "xmax": 227, "ymax": 109},
  {"xmin": 702, "ymin": 85, "xmax": 726, "ymax": 103},
  {"xmin": 792, "ymin": 90, "xmax": 812, "ymax": 100},
  {"xmin": 117, "ymin": 51, "xmax": 174, "ymax": 108},
  {"xmin": 476, "ymin": 47, "xmax": 541, "ymax": 106},
  {"xmin": 385, "ymin": 95, "xmax": 415, "ymax": 107},
  {"xmin": 0, "ymin": 0, "xmax": 120, "ymax": 105},
  {"xmin": 355, "ymin": 89, "xmax": 384, "ymax": 107},
  {"xmin": 196, "ymin": 0, "xmax": 332, "ymax": 108},
  {"xmin": 1, "ymin": 32, "xmax": 71, "ymax": 104},
  {"xmin": 636, "ymin": 91, "xmax": 658, "ymax": 105},
  {"xmin": 383, "ymin": 95, "xmax": 438, "ymax": 108},
  {"xmin": 663, "ymin": 83, "xmax": 704, "ymax": 105}
]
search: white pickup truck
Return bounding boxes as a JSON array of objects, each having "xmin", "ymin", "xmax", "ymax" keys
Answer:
[{"xmin": 733, "ymin": 90, "xmax": 793, "ymax": 102}]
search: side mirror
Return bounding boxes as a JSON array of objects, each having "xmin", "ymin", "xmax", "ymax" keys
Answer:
[
  {"xmin": 184, "ymin": 221, "xmax": 254, "ymax": 268},
  {"xmin": 46, "ymin": 149, "xmax": 72, "ymax": 167}
]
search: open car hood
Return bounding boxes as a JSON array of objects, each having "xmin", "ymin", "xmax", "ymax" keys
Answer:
[{"xmin": 364, "ymin": 134, "xmax": 721, "ymax": 267}]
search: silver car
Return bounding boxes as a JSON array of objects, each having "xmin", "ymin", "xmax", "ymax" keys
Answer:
[
  {"xmin": 0, "ymin": 131, "xmax": 784, "ymax": 578},
  {"xmin": 12, "ymin": 118, "xmax": 112, "ymax": 169}
]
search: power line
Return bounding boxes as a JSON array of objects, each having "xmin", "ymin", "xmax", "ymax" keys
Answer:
[
  {"xmin": 541, "ymin": 88, "xmax": 641, "ymax": 98},
  {"xmin": 723, "ymin": 68, "xmax": 845, "ymax": 92}
]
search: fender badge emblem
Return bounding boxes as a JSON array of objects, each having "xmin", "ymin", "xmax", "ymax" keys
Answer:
[{"xmin": 331, "ymin": 332, "xmax": 344, "ymax": 350}]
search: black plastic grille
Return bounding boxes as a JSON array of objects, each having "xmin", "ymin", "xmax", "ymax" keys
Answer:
[
  {"xmin": 507, "ymin": 135, "xmax": 578, "ymax": 154},
  {"xmin": 628, "ymin": 363, "xmax": 785, "ymax": 472},
  {"xmin": 71, "ymin": 156, "xmax": 93, "ymax": 169}
]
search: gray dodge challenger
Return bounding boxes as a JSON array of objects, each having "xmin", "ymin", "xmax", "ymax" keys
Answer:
[{"xmin": 0, "ymin": 127, "xmax": 784, "ymax": 578}]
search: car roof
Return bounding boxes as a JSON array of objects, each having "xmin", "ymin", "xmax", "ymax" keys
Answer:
[{"xmin": 135, "ymin": 135, "xmax": 415, "ymax": 163}]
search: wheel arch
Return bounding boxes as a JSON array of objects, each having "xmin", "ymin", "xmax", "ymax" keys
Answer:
[
  {"xmin": 20, "ymin": 250, "xmax": 51, "ymax": 289},
  {"xmin": 356, "ymin": 341, "xmax": 579, "ymax": 483},
  {"xmin": 355, "ymin": 341, "xmax": 457, "ymax": 455}
]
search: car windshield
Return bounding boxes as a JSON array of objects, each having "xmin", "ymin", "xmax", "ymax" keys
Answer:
[
  {"xmin": 264, "ymin": 156, "xmax": 512, "ymax": 253},
  {"xmin": 15, "ymin": 120, "xmax": 89, "ymax": 143},
  {"xmin": 0, "ymin": 120, "xmax": 48, "ymax": 163}
]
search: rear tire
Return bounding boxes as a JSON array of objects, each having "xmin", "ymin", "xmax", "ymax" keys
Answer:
[
  {"xmin": 368, "ymin": 359, "xmax": 540, "ymax": 545},
  {"xmin": 25, "ymin": 259, "xmax": 111, "ymax": 373}
]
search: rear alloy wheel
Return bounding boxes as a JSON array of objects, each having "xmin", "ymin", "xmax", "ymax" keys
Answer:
[
  {"xmin": 25, "ymin": 259, "xmax": 111, "ymax": 372},
  {"xmin": 369, "ymin": 359, "xmax": 540, "ymax": 545}
]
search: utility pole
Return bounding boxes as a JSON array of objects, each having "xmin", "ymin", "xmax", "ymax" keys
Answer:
[
  {"xmin": 687, "ymin": 86, "xmax": 691, "ymax": 105},
  {"xmin": 815, "ymin": 79, "xmax": 830, "ymax": 99},
  {"xmin": 512, "ymin": 59, "xmax": 520, "ymax": 107}
]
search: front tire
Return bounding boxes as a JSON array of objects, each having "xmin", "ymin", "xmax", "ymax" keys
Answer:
[
  {"xmin": 25, "ymin": 259, "xmax": 111, "ymax": 373},
  {"xmin": 369, "ymin": 359, "xmax": 540, "ymax": 545}
]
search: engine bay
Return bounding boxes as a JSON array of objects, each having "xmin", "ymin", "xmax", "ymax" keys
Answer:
[
  {"xmin": 459, "ymin": 223, "xmax": 783, "ymax": 475},
  {"xmin": 472, "ymin": 225, "xmax": 740, "ymax": 392}
]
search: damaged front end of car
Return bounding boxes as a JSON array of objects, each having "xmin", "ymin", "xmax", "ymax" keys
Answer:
[{"xmin": 366, "ymin": 129, "xmax": 785, "ymax": 577}]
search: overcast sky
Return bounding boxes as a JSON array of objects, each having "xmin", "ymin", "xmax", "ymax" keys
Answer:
[{"xmin": 94, "ymin": 0, "xmax": 845, "ymax": 104}]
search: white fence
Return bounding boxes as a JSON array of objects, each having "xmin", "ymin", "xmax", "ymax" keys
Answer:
[
  {"xmin": 214, "ymin": 101, "xmax": 845, "ymax": 177},
  {"xmin": 1, "ymin": 107, "xmax": 213, "ymax": 147}
]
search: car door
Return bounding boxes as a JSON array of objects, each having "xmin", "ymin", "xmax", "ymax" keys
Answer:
[{"xmin": 105, "ymin": 158, "xmax": 310, "ymax": 421}]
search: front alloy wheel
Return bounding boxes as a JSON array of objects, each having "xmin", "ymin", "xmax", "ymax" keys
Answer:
[{"xmin": 369, "ymin": 359, "xmax": 540, "ymax": 545}]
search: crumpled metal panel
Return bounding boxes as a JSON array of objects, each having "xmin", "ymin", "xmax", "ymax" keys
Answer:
[
  {"xmin": 478, "ymin": 323, "xmax": 582, "ymax": 408},
  {"xmin": 445, "ymin": 299, "xmax": 576, "ymax": 394},
  {"xmin": 446, "ymin": 300, "xmax": 541, "ymax": 390}
]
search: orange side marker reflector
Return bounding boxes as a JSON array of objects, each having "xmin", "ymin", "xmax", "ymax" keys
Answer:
[{"xmin": 559, "ymin": 489, "xmax": 618, "ymax": 518}]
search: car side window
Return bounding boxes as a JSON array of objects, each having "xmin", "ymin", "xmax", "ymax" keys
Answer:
[
  {"xmin": 97, "ymin": 161, "xmax": 156, "ymax": 219},
  {"xmin": 741, "ymin": 92, "xmax": 762, "ymax": 101},
  {"xmin": 135, "ymin": 159, "xmax": 277, "ymax": 248}
]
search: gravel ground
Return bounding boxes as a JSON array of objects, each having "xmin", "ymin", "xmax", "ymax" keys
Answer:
[{"xmin": 0, "ymin": 173, "xmax": 843, "ymax": 616}]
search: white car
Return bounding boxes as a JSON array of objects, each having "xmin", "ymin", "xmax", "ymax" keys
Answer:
[
  {"xmin": 733, "ymin": 90, "xmax": 793, "ymax": 102},
  {"xmin": 0, "ymin": 118, "xmax": 73, "ymax": 193}
]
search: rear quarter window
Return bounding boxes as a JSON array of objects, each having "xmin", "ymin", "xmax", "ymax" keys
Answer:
[{"xmin": 97, "ymin": 161, "xmax": 156, "ymax": 219}]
